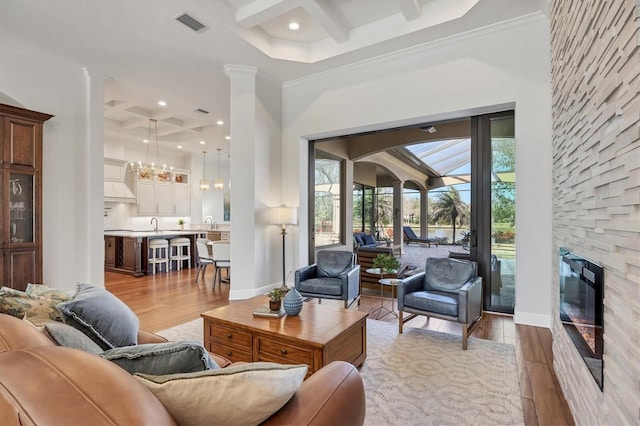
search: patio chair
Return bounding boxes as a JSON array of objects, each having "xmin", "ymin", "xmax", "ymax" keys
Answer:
[
  {"xmin": 403, "ymin": 226, "xmax": 439, "ymax": 247},
  {"xmin": 398, "ymin": 257, "xmax": 483, "ymax": 349}
]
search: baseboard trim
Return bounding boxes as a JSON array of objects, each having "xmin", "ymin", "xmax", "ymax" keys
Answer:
[{"xmin": 514, "ymin": 311, "xmax": 551, "ymax": 328}]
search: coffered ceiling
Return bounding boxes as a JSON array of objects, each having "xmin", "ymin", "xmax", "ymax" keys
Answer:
[{"xmin": 0, "ymin": 0, "xmax": 544, "ymax": 156}]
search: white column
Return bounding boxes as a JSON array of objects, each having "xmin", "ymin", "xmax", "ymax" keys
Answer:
[
  {"xmin": 225, "ymin": 65, "xmax": 258, "ymax": 299},
  {"xmin": 344, "ymin": 160, "xmax": 354, "ymax": 248},
  {"xmin": 420, "ymin": 189, "xmax": 428, "ymax": 237},
  {"xmin": 83, "ymin": 68, "xmax": 106, "ymax": 287},
  {"xmin": 392, "ymin": 180, "xmax": 404, "ymax": 251}
]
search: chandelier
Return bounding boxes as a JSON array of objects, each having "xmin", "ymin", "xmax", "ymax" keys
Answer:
[
  {"xmin": 200, "ymin": 151, "xmax": 210, "ymax": 191},
  {"xmin": 214, "ymin": 148, "xmax": 224, "ymax": 190},
  {"xmin": 130, "ymin": 118, "xmax": 170, "ymax": 180}
]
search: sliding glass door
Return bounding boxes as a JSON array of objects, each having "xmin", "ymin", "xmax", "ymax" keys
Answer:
[
  {"xmin": 471, "ymin": 111, "xmax": 515, "ymax": 314},
  {"xmin": 310, "ymin": 150, "xmax": 344, "ymax": 254},
  {"xmin": 353, "ymin": 183, "xmax": 375, "ymax": 234}
]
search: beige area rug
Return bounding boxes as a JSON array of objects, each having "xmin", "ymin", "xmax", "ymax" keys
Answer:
[{"xmin": 158, "ymin": 318, "xmax": 524, "ymax": 426}]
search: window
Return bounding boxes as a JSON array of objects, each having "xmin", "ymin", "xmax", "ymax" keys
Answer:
[
  {"xmin": 314, "ymin": 152, "xmax": 342, "ymax": 247},
  {"xmin": 353, "ymin": 183, "xmax": 375, "ymax": 233}
]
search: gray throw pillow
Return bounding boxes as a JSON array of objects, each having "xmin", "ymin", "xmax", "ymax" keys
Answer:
[
  {"xmin": 43, "ymin": 321, "xmax": 103, "ymax": 355},
  {"xmin": 100, "ymin": 341, "xmax": 219, "ymax": 375},
  {"xmin": 56, "ymin": 283, "xmax": 139, "ymax": 350}
]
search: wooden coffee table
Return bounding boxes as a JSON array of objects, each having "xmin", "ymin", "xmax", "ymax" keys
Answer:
[{"xmin": 201, "ymin": 295, "xmax": 368, "ymax": 377}]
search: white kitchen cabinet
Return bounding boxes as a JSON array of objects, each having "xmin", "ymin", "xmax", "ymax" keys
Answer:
[
  {"xmin": 136, "ymin": 181, "xmax": 156, "ymax": 215},
  {"xmin": 135, "ymin": 176, "xmax": 189, "ymax": 216},
  {"xmin": 156, "ymin": 182, "xmax": 173, "ymax": 215},
  {"xmin": 173, "ymin": 183, "xmax": 190, "ymax": 216}
]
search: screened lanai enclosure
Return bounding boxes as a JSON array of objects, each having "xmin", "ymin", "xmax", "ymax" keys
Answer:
[{"xmin": 311, "ymin": 111, "xmax": 516, "ymax": 314}]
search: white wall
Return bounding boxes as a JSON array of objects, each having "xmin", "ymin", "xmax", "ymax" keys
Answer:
[
  {"xmin": 226, "ymin": 67, "xmax": 284, "ymax": 299},
  {"xmin": 282, "ymin": 15, "xmax": 553, "ymax": 326},
  {"xmin": 0, "ymin": 42, "xmax": 101, "ymax": 291}
]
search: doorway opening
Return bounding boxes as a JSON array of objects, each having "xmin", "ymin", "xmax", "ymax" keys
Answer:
[{"xmin": 309, "ymin": 110, "xmax": 516, "ymax": 314}]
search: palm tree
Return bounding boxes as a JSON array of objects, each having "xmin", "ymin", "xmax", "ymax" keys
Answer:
[{"xmin": 429, "ymin": 187, "xmax": 467, "ymax": 244}]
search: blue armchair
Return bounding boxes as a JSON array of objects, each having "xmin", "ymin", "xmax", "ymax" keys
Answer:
[
  {"xmin": 398, "ymin": 257, "xmax": 483, "ymax": 349},
  {"xmin": 295, "ymin": 250, "xmax": 361, "ymax": 308}
]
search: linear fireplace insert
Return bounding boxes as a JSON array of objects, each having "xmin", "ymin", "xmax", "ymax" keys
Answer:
[{"xmin": 559, "ymin": 248, "xmax": 604, "ymax": 390}]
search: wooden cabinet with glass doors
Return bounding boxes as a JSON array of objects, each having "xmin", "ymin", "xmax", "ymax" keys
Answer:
[{"xmin": 0, "ymin": 104, "xmax": 53, "ymax": 291}]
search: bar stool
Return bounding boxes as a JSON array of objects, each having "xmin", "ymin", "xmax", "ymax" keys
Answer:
[
  {"xmin": 148, "ymin": 238, "xmax": 170, "ymax": 274},
  {"xmin": 170, "ymin": 237, "xmax": 191, "ymax": 270}
]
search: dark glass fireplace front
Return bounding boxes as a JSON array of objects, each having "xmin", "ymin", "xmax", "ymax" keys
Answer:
[{"xmin": 559, "ymin": 248, "xmax": 604, "ymax": 390}]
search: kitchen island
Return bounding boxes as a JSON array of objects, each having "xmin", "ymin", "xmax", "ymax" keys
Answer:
[{"xmin": 104, "ymin": 230, "xmax": 207, "ymax": 277}]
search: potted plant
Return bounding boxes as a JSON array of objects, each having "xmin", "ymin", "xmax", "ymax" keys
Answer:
[
  {"xmin": 266, "ymin": 288, "xmax": 284, "ymax": 311},
  {"xmin": 373, "ymin": 253, "xmax": 401, "ymax": 274},
  {"xmin": 177, "ymin": 218, "xmax": 184, "ymax": 230}
]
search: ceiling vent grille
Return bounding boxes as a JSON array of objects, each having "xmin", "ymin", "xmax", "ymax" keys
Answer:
[
  {"xmin": 194, "ymin": 108, "xmax": 210, "ymax": 114},
  {"xmin": 175, "ymin": 12, "xmax": 208, "ymax": 33}
]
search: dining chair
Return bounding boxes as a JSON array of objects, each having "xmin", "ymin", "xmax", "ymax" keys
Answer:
[
  {"xmin": 195, "ymin": 238, "xmax": 213, "ymax": 284},
  {"xmin": 211, "ymin": 241, "xmax": 230, "ymax": 288}
]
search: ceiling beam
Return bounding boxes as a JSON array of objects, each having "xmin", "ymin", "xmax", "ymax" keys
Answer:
[
  {"xmin": 302, "ymin": 0, "xmax": 349, "ymax": 43},
  {"xmin": 236, "ymin": 0, "xmax": 300, "ymax": 28},
  {"xmin": 395, "ymin": 0, "xmax": 422, "ymax": 21}
]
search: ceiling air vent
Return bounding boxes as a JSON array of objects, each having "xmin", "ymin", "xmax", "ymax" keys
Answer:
[
  {"xmin": 175, "ymin": 12, "xmax": 208, "ymax": 33},
  {"xmin": 194, "ymin": 108, "xmax": 210, "ymax": 114}
]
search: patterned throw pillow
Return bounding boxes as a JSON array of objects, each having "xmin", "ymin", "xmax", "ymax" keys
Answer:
[
  {"xmin": 26, "ymin": 284, "xmax": 71, "ymax": 322},
  {"xmin": 0, "ymin": 286, "xmax": 69, "ymax": 326},
  {"xmin": 0, "ymin": 287, "xmax": 30, "ymax": 319},
  {"xmin": 26, "ymin": 283, "xmax": 71, "ymax": 304},
  {"xmin": 134, "ymin": 362, "xmax": 307, "ymax": 426}
]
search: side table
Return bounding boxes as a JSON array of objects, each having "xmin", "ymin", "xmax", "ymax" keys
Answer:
[{"xmin": 366, "ymin": 268, "xmax": 400, "ymax": 319}]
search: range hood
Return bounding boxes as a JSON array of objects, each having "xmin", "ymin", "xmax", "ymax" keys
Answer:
[
  {"xmin": 104, "ymin": 158, "xmax": 137, "ymax": 203},
  {"xmin": 104, "ymin": 181, "xmax": 136, "ymax": 203}
]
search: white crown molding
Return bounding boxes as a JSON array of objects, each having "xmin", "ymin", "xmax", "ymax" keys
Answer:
[
  {"xmin": 283, "ymin": 12, "xmax": 547, "ymax": 90},
  {"xmin": 224, "ymin": 64, "xmax": 259, "ymax": 79}
]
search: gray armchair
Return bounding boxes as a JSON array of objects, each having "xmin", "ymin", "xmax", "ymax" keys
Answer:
[
  {"xmin": 295, "ymin": 251, "xmax": 361, "ymax": 308},
  {"xmin": 398, "ymin": 257, "xmax": 483, "ymax": 349}
]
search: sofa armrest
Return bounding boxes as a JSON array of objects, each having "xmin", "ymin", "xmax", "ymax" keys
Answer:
[
  {"xmin": 0, "ymin": 314, "xmax": 55, "ymax": 352},
  {"xmin": 137, "ymin": 329, "xmax": 169, "ymax": 344},
  {"xmin": 458, "ymin": 276, "xmax": 483, "ymax": 324},
  {"xmin": 261, "ymin": 361, "xmax": 365, "ymax": 426},
  {"xmin": 0, "ymin": 345, "xmax": 176, "ymax": 426}
]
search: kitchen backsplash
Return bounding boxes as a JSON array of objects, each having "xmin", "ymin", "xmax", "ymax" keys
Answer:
[{"xmin": 104, "ymin": 202, "xmax": 228, "ymax": 231}]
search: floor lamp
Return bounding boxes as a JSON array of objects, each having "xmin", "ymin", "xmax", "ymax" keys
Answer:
[{"xmin": 271, "ymin": 205, "xmax": 298, "ymax": 290}]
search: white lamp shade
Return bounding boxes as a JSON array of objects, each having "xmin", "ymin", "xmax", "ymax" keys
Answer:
[{"xmin": 272, "ymin": 206, "xmax": 297, "ymax": 226}]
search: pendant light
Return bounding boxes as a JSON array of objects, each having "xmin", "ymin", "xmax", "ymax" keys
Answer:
[
  {"xmin": 199, "ymin": 151, "xmax": 210, "ymax": 191},
  {"xmin": 214, "ymin": 148, "xmax": 224, "ymax": 190},
  {"xmin": 129, "ymin": 118, "xmax": 169, "ymax": 179}
]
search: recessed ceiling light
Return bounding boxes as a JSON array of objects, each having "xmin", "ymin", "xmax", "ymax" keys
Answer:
[
  {"xmin": 143, "ymin": 139, "xmax": 149, "ymax": 143},
  {"xmin": 177, "ymin": 145, "xmax": 183, "ymax": 149},
  {"xmin": 225, "ymin": 136, "xmax": 231, "ymax": 140},
  {"xmin": 158, "ymin": 100, "xmax": 167, "ymax": 106},
  {"xmin": 200, "ymin": 140, "xmax": 205, "ymax": 145},
  {"xmin": 216, "ymin": 120, "xmax": 224, "ymax": 126},
  {"xmin": 289, "ymin": 22, "xmax": 300, "ymax": 31}
]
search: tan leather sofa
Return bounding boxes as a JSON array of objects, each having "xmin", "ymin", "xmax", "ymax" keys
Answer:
[{"xmin": 0, "ymin": 314, "xmax": 366, "ymax": 425}]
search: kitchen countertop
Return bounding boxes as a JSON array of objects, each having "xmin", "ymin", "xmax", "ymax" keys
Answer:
[{"xmin": 104, "ymin": 230, "xmax": 206, "ymax": 238}]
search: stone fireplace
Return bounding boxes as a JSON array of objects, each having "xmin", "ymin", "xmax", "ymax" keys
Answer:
[{"xmin": 551, "ymin": 0, "xmax": 640, "ymax": 424}]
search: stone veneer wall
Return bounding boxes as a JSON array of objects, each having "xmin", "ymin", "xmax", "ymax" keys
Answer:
[{"xmin": 550, "ymin": 0, "xmax": 640, "ymax": 424}]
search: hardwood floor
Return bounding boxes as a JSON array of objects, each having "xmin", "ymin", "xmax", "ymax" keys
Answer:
[{"xmin": 105, "ymin": 268, "xmax": 574, "ymax": 426}]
